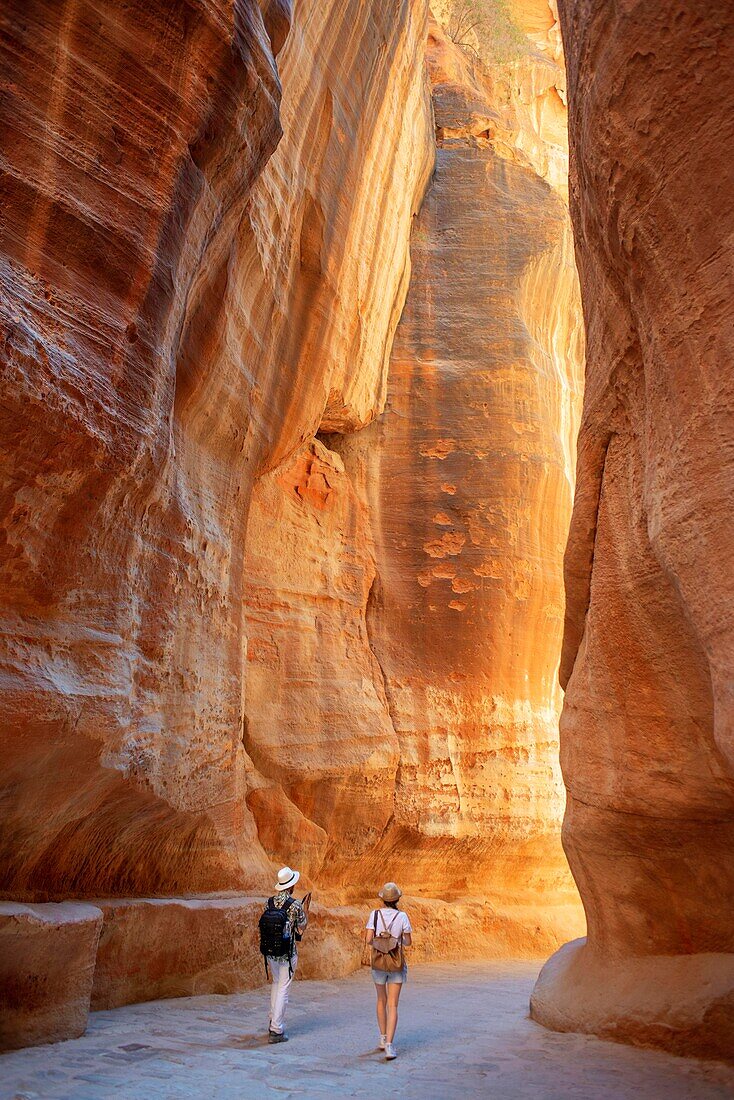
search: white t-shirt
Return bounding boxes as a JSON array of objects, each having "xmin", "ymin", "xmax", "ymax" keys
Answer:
[{"xmin": 366, "ymin": 907, "xmax": 412, "ymax": 938}]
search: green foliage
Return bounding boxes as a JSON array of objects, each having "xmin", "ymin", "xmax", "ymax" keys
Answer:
[{"xmin": 445, "ymin": 0, "xmax": 526, "ymax": 65}]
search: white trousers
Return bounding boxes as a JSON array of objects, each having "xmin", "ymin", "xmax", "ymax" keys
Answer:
[{"xmin": 268, "ymin": 954, "xmax": 297, "ymax": 1034}]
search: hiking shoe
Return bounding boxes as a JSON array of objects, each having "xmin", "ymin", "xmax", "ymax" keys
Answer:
[
  {"xmin": 379, "ymin": 1034, "xmax": 387, "ymax": 1050},
  {"xmin": 268, "ymin": 1031, "xmax": 288, "ymax": 1044},
  {"xmin": 385, "ymin": 1042, "xmax": 397, "ymax": 1060}
]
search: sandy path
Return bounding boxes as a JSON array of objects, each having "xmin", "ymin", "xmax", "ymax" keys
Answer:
[{"xmin": 2, "ymin": 961, "xmax": 733, "ymax": 1099}]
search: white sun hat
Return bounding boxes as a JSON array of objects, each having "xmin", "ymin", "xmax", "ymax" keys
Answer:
[{"xmin": 274, "ymin": 866, "xmax": 300, "ymax": 892}]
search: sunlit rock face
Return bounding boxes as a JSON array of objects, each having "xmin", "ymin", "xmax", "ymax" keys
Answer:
[
  {"xmin": 244, "ymin": 7, "xmax": 585, "ymax": 950},
  {"xmin": 234, "ymin": 0, "xmax": 435, "ymax": 444},
  {"xmin": 0, "ymin": 0, "xmax": 289, "ymax": 899},
  {"xmin": 243, "ymin": 438, "xmax": 398, "ymax": 882},
  {"xmin": 1, "ymin": 0, "xmax": 583, "ymax": 962},
  {"xmin": 531, "ymin": 0, "xmax": 734, "ymax": 1063},
  {"xmin": 238, "ymin": 0, "xmax": 434, "ymax": 884},
  {"xmin": 336, "ymin": 15, "xmax": 584, "ymax": 929},
  {"xmin": 0, "ymin": 0, "xmax": 433, "ymax": 902}
]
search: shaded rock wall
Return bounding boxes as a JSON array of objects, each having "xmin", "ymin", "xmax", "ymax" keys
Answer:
[
  {"xmin": 532, "ymin": 0, "xmax": 734, "ymax": 1064},
  {"xmin": 0, "ymin": 902, "xmax": 102, "ymax": 1050}
]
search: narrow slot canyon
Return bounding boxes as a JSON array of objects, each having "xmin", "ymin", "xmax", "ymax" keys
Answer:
[{"xmin": 0, "ymin": 0, "xmax": 732, "ymax": 1096}]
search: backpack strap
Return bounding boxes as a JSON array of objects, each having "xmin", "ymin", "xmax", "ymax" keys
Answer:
[{"xmin": 377, "ymin": 909, "xmax": 402, "ymax": 940}]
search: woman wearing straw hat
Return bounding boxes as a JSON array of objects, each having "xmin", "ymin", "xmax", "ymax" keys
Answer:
[{"xmin": 364, "ymin": 882, "xmax": 412, "ymax": 1061}]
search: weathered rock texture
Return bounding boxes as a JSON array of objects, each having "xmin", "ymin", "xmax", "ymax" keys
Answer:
[
  {"xmin": 0, "ymin": 901, "xmax": 102, "ymax": 1050},
  {"xmin": 0, "ymin": 0, "xmax": 432, "ymax": 901},
  {"xmin": 1, "ymin": 0, "xmax": 585, "ymax": 1034},
  {"xmin": 531, "ymin": 0, "xmax": 734, "ymax": 1064},
  {"xmin": 338, "ymin": 14, "xmax": 584, "ymax": 913},
  {"xmin": 0, "ymin": 0, "xmax": 290, "ymax": 899},
  {"xmin": 239, "ymin": 0, "xmax": 434, "ymax": 887},
  {"xmin": 90, "ymin": 897, "xmax": 264, "ymax": 1010},
  {"xmin": 243, "ymin": 6, "xmax": 585, "ymax": 950},
  {"xmin": 89, "ymin": 891, "xmax": 581, "ymax": 1013}
]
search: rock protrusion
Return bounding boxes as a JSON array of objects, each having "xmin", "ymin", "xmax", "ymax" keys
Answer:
[{"xmin": 0, "ymin": 902, "xmax": 102, "ymax": 1050}]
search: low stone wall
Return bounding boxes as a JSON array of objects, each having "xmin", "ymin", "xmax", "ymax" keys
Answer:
[
  {"xmin": 90, "ymin": 897, "xmax": 367, "ymax": 1010},
  {"xmin": 91, "ymin": 897, "xmax": 265, "ymax": 1010},
  {"xmin": 0, "ymin": 901, "xmax": 102, "ymax": 1051}
]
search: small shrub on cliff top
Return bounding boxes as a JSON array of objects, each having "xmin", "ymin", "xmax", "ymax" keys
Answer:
[{"xmin": 446, "ymin": 0, "xmax": 525, "ymax": 65}]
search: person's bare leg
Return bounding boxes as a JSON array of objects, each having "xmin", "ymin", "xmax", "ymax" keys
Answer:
[
  {"xmin": 375, "ymin": 984, "xmax": 387, "ymax": 1039},
  {"xmin": 386, "ymin": 982, "xmax": 402, "ymax": 1043}
]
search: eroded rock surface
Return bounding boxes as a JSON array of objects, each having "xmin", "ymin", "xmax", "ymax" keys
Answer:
[
  {"xmin": 243, "ymin": 439, "xmax": 397, "ymax": 882},
  {"xmin": 91, "ymin": 897, "xmax": 264, "ymax": 1010},
  {"xmin": 242, "ymin": 9, "xmax": 585, "ymax": 951},
  {"xmin": 2, "ymin": 0, "xmax": 585, "ymax": 1024},
  {"xmin": 0, "ymin": 901, "xmax": 102, "ymax": 1050},
  {"xmin": 338, "ymin": 14, "xmax": 583, "ymax": 931},
  {"xmin": 531, "ymin": 0, "xmax": 734, "ymax": 1064},
  {"xmin": 0, "ymin": 0, "xmax": 289, "ymax": 899},
  {"xmin": 0, "ymin": 0, "xmax": 432, "ymax": 901}
]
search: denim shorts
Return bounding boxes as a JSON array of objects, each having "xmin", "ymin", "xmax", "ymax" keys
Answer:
[{"xmin": 372, "ymin": 967, "xmax": 407, "ymax": 985}]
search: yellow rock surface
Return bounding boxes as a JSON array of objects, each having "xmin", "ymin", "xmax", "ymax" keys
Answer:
[{"xmin": 241, "ymin": 8, "xmax": 585, "ymax": 951}]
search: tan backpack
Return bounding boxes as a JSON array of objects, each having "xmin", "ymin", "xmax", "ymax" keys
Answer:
[{"xmin": 370, "ymin": 909, "xmax": 404, "ymax": 972}]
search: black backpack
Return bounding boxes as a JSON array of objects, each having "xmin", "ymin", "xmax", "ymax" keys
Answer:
[{"xmin": 259, "ymin": 896, "xmax": 296, "ymax": 977}]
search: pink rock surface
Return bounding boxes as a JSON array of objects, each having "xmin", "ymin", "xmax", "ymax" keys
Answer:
[
  {"xmin": 532, "ymin": 0, "xmax": 734, "ymax": 1063},
  {"xmin": 0, "ymin": 901, "xmax": 102, "ymax": 1050},
  {"xmin": 0, "ymin": 0, "xmax": 288, "ymax": 899}
]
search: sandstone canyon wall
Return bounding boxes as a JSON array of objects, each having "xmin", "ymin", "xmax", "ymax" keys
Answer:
[
  {"xmin": 244, "ymin": 7, "xmax": 585, "ymax": 951},
  {"xmin": 0, "ymin": 0, "xmax": 289, "ymax": 900},
  {"xmin": 531, "ymin": 0, "xmax": 734, "ymax": 1064},
  {"xmin": 0, "ymin": 0, "xmax": 432, "ymax": 902},
  {"xmin": 1, "ymin": 0, "xmax": 586, "ymax": 1049}
]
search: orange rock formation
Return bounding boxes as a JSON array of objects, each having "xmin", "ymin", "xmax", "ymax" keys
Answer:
[
  {"xmin": 0, "ymin": 0, "xmax": 432, "ymax": 901},
  {"xmin": 531, "ymin": 0, "xmax": 734, "ymax": 1064},
  {"xmin": 243, "ymin": 10, "xmax": 585, "ymax": 948},
  {"xmin": 0, "ymin": 0, "xmax": 290, "ymax": 900},
  {"xmin": 1, "ymin": 0, "xmax": 587, "ymax": 1047}
]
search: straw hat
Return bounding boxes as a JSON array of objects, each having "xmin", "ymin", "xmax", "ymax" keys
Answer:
[
  {"xmin": 274, "ymin": 866, "xmax": 300, "ymax": 892},
  {"xmin": 378, "ymin": 882, "xmax": 402, "ymax": 903}
]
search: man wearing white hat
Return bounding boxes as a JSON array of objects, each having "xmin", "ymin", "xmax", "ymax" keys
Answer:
[{"xmin": 258, "ymin": 866, "xmax": 310, "ymax": 1043}]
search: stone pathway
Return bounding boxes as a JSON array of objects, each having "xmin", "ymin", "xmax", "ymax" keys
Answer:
[{"xmin": 2, "ymin": 962, "xmax": 733, "ymax": 1099}]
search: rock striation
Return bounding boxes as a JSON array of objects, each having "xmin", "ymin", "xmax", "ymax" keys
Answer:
[
  {"xmin": 332, "ymin": 12, "xmax": 584, "ymax": 930},
  {"xmin": 243, "ymin": 7, "xmax": 585, "ymax": 950},
  {"xmin": 1, "ymin": 0, "xmax": 587, "ymax": 1042},
  {"xmin": 0, "ymin": 0, "xmax": 290, "ymax": 900},
  {"xmin": 531, "ymin": 0, "xmax": 734, "ymax": 1064},
  {"xmin": 0, "ymin": 0, "xmax": 432, "ymax": 901}
]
